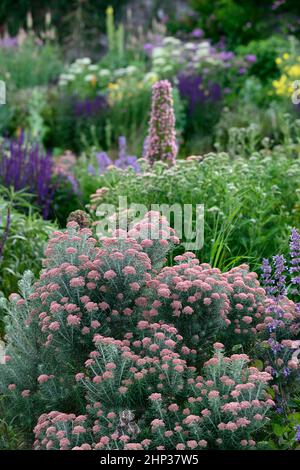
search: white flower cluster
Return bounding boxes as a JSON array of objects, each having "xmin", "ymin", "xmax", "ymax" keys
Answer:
[
  {"xmin": 58, "ymin": 57, "xmax": 94, "ymax": 86},
  {"xmin": 151, "ymin": 37, "xmax": 222, "ymax": 76},
  {"xmin": 59, "ymin": 58, "xmax": 143, "ymax": 89}
]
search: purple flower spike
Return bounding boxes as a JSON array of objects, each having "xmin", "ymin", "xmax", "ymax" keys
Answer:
[
  {"xmin": 0, "ymin": 135, "xmax": 55, "ymax": 219},
  {"xmin": 96, "ymin": 151, "xmax": 112, "ymax": 174},
  {"xmin": 73, "ymin": 95, "xmax": 107, "ymax": 118},
  {"xmin": 273, "ymin": 254, "xmax": 287, "ymax": 297},
  {"xmin": 290, "ymin": 229, "xmax": 300, "ymax": 293},
  {"xmin": 94, "ymin": 137, "xmax": 139, "ymax": 175},
  {"xmin": 115, "ymin": 136, "xmax": 139, "ymax": 172},
  {"xmin": 261, "ymin": 258, "xmax": 275, "ymax": 296},
  {"xmin": 145, "ymin": 80, "xmax": 178, "ymax": 166},
  {"xmin": 295, "ymin": 425, "xmax": 300, "ymax": 442}
]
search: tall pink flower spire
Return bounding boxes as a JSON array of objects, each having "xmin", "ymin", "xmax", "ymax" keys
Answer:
[{"xmin": 145, "ymin": 80, "xmax": 178, "ymax": 166}]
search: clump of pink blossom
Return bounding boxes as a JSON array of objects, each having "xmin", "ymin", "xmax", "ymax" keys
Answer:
[{"xmin": 0, "ymin": 212, "xmax": 285, "ymax": 449}]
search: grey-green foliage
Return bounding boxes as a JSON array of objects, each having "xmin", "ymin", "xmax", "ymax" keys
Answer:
[{"xmin": 0, "ymin": 271, "xmax": 41, "ymax": 433}]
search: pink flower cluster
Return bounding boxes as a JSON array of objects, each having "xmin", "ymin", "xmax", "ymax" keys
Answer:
[
  {"xmin": 33, "ymin": 411, "xmax": 91, "ymax": 450},
  {"xmin": 126, "ymin": 211, "xmax": 180, "ymax": 270},
  {"xmin": 224, "ymin": 265, "xmax": 268, "ymax": 341},
  {"xmin": 3, "ymin": 211, "xmax": 291, "ymax": 450},
  {"xmin": 143, "ymin": 257, "xmax": 284, "ymax": 354},
  {"xmin": 81, "ymin": 321, "xmax": 196, "ymax": 409},
  {"xmin": 28, "ymin": 218, "xmax": 160, "ymax": 350},
  {"xmin": 20, "ymin": 214, "xmax": 282, "ymax": 365},
  {"xmin": 147, "ymin": 349, "xmax": 274, "ymax": 450},
  {"xmin": 34, "ymin": 345, "xmax": 274, "ymax": 451}
]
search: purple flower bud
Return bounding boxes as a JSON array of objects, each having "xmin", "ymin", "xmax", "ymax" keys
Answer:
[
  {"xmin": 245, "ymin": 54, "xmax": 257, "ymax": 63},
  {"xmin": 191, "ymin": 28, "xmax": 204, "ymax": 39},
  {"xmin": 295, "ymin": 424, "xmax": 300, "ymax": 442},
  {"xmin": 96, "ymin": 152, "xmax": 112, "ymax": 174}
]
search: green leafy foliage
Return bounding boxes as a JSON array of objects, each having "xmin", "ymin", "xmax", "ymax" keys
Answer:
[
  {"xmin": 82, "ymin": 146, "xmax": 300, "ymax": 273},
  {"xmin": 0, "ymin": 188, "xmax": 55, "ymax": 300},
  {"xmin": 0, "ymin": 37, "xmax": 63, "ymax": 90}
]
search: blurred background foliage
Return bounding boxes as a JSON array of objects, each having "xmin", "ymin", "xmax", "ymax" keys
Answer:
[{"xmin": 1, "ymin": 1, "xmax": 299, "ymax": 53}]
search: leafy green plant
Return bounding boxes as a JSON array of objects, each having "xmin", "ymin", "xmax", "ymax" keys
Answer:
[
  {"xmin": 0, "ymin": 36, "xmax": 63, "ymax": 90},
  {"xmin": 190, "ymin": 0, "xmax": 300, "ymax": 47},
  {"xmin": 0, "ymin": 187, "xmax": 55, "ymax": 301},
  {"xmin": 81, "ymin": 146, "xmax": 300, "ymax": 273},
  {"xmin": 236, "ymin": 36, "xmax": 289, "ymax": 81},
  {"xmin": 0, "ymin": 410, "xmax": 26, "ymax": 450},
  {"xmin": 270, "ymin": 412, "xmax": 300, "ymax": 449}
]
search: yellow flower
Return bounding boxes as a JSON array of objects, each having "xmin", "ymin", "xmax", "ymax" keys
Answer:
[
  {"xmin": 275, "ymin": 57, "xmax": 282, "ymax": 65},
  {"xmin": 106, "ymin": 6, "xmax": 113, "ymax": 15},
  {"xmin": 91, "ymin": 75, "xmax": 97, "ymax": 87},
  {"xmin": 272, "ymin": 66, "xmax": 299, "ymax": 97},
  {"xmin": 283, "ymin": 53, "xmax": 290, "ymax": 60},
  {"xmin": 108, "ymin": 82, "xmax": 119, "ymax": 90},
  {"xmin": 272, "ymin": 74, "xmax": 289, "ymax": 96},
  {"xmin": 287, "ymin": 64, "xmax": 300, "ymax": 78}
]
